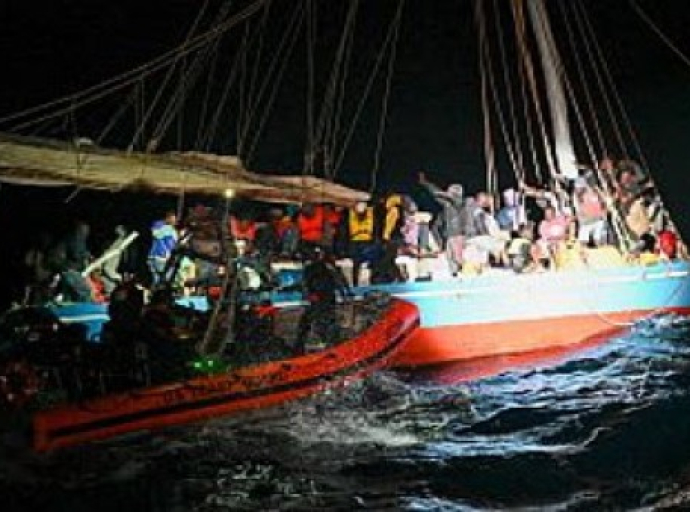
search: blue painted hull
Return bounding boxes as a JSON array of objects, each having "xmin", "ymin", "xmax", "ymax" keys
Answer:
[{"xmin": 46, "ymin": 261, "xmax": 690, "ymax": 366}]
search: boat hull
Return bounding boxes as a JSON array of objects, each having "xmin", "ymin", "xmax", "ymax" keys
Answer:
[
  {"xmin": 384, "ymin": 261, "xmax": 690, "ymax": 367},
  {"xmin": 392, "ymin": 307, "xmax": 690, "ymax": 368},
  {"xmin": 33, "ymin": 298, "xmax": 419, "ymax": 452}
]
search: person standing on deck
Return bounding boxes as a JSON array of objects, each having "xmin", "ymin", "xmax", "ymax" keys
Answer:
[
  {"xmin": 147, "ymin": 210, "xmax": 178, "ymax": 287},
  {"xmin": 418, "ymin": 172, "xmax": 468, "ymax": 276}
]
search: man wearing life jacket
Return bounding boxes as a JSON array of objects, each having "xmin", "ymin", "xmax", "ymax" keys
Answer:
[
  {"xmin": 296, "ymin": 203, "xmax": 325, "ymax": 256},
  {"xmin": 371, "ymin": 193, "xmax": 406, "ymax": 284},
  {"xmin": 348, "ymin": 200, "xmax": 377, "ymax": 286}
]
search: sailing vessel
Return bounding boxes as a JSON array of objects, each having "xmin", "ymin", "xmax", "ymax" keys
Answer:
[{"xmin": 1, "ymin": 0, "xmax": 689, "ymax": 376}]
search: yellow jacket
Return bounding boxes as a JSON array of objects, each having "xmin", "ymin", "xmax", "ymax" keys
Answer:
[{"xmin": 349, "ymin": 208, "xmax": 374, "ymax": 242}]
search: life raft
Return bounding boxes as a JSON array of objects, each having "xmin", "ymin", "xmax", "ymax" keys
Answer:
[{"xmin": 33, "ymin": 298, "xmax": 419, "ymax": 452}]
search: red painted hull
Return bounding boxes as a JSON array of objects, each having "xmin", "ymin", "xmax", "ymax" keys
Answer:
[
  {"xmin": 33, "ymin": 299, "xmax": 419, "ymax": 452},
  {"xmin": 391, "ymin": 307, "xmax": 690, "ymax": 368}
]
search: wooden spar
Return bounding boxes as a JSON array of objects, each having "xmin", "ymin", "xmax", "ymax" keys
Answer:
[{"xmin": 0, "ymin": 133, "xmax": 370, "ymax": 206}]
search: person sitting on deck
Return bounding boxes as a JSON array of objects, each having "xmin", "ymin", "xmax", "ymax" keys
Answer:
[
  {"xmin": 371, "ymin": 193, "xmax": 406, "ymax": 284},
  {"xmin": 294, "ymin": 246, "xmax": 351, "ymax": 354},
  {"xmin": 506, "ymin": 223, "xmax": 538, "ymax": 273},
  {"xmin": 55, "ymin": 220, "xmax": 96, "ymax": 302},
  {"xmin": 347, "ymin": 201, "xmax": 378, "ymax": 286},
  {"xmin": 296, "ymin": 203, "xmax": 325, "ymax": 256},
  {"xmin": 537, "ymin": 206, "xmax": 571, "ymax": 268},
  {"xmin": 465, "ymin": 191, "xmax": 509, "ymax": 268},
  {"xmin": 22, "ymin": 232, "xmax": 55, "ymax": 304}
]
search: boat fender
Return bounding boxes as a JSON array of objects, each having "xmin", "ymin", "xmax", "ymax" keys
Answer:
[{"xmin": 0, "ymin": 360, "xmax": 41, "ymax": 408}]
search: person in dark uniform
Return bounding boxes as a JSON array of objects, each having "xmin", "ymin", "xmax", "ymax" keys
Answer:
[{"xmin": 295, "ymin": 246, "xmax": 351, "ymax": 354}]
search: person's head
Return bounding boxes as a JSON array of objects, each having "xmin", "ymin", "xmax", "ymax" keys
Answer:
[
  {"xmin": 164, "ymin": 210, "xmax": 177, "ymax": 226},
  {"xmin": 402, "ymin": 195, "xmax": 418, "ymax": 214},
  {"xmin": 74, "ymin": 220, "xmax": 90, "ymax": 237},
  {"xmin": 476, "ymin": 191, "xmax": 493, "ymax": 209},
  {"xmin": 599, "ymin": 156, "xmax": 615, "ymax": 173},
  {"xmin": 573, "ymin": 177, "xmax": 589, "ymax": 194},
  {"xmin": 354, "ymin": 201, "xmax": 368, "ymax": 214},
  {"xmin": 115, "ymin": 225, "xmax": 127, "ymax": 237},
  {"xmin": 447, "ymin": 184, "xmax": 463, "ymax": 198},
  {"xmin": 268, "ymin": 207, "xmax": 284, "ymax": 222},
  {"xmin": 502, "ymin": 188, "xmax": 518, "ymax": 207},
  {"xmin": 543, "ymin": 206, "xmax": 556, "ymax": 221},
  {"xmin": 618, "ymin": 169, "xmax": 636, "ymax": 186},
  {"xmin": 301, "ymin": 203, "xmax": 316, "ymax": 217}
]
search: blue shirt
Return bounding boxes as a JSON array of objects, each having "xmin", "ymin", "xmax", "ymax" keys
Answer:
[{"xmin": 148, "ymin": 220, "xmax": 177, "ymax": 259}]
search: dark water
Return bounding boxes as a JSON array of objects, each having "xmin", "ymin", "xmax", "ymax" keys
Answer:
[{"xmin": 2, "ymin": 315, "xmax": 690, "ymax": 511}]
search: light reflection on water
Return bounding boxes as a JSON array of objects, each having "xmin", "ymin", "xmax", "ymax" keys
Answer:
[{"xmin": 1, "ymin": 314, "xmax": 690, "ymax": 511}]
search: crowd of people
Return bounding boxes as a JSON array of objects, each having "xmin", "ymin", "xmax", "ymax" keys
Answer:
[{"xmin": 18, "ymin": 156, "xmax": 682, "ymax": 307}]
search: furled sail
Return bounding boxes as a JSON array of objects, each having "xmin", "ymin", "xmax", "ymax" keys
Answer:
[
  {"xmin": 526, "ymin": 0, "xmax": 578, "ymax": 180},
  {"xmin": 0, "ymin": 132, "xmax": 370, "ymax": 206}
]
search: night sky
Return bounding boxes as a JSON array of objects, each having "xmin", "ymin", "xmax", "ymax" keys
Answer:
[{"xmin": 1, "ymin": 0, "xmax": 690, "ymax": 306}]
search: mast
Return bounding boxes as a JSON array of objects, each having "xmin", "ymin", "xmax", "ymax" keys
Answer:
[{"xmin": 525, "ymin": 0, "xmax": 578, "ymax": 180}]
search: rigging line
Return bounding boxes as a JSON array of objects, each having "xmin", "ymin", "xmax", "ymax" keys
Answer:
[
  {"xmin": 244, "ymin": 5, "xmax": 306, "ymax": 168},
  {"xmin": 571, "ymin": 0, "xmax": 629, "ymax": 162},
  {"xmin": 313, "ymin": 0, "xmax": 360, "ymax": 178},
  {"xmin": 150, "ymin": 3, "xmax": 239, "ymax": 151},
  {"xmin": 326, "ymin": 9, "xmax": 358, "ymax": 179},
  {"xmin": 234, "ymin": 9, "xmax": 275, "ymax": 154},
  {"xmin": 369, "ymin": 0, "xmax": 405, "ymax": 195},
  {"xmin": 128, "ymin": 0, "xmax": 212, "ymax": 152},
  {"xmin": 237, "ymin": 1, "xmax": 273, "ymax": 153},
  {"xmin": 238, "ymin": 2, "xmax": 305, "ymax": 159},
  {"xmin": 237, "ymin": 23, "xmax": 251, "ymax": 154},
  {"xmin": 483, "ymin": 3, "xmax": 517, "ymax": 195},
  {"xmin": 518, "ymin": 56, "xmax": 540, "ymax": 183},
  {"xmin": 491, "ymin": 0, "xmax": 522, "ymax": 179},
  {"xmin": 332, "ymin": 5, "xmax": 402, "ymax": 179},
  {"xmin": 201, "ymin": 37, "xmax": 248, "ymax": 152},
  {"xmin": 96, "ymin": 90, "xmax": 137, "ymax": 145},
  {"xmin": 512, "ymin": 0, "xmax": 557, "ymax": 185},
  {"xmin": 630, "ymin": 0, "xmax": 690, "ymax": 70},
  {"xmin": 578, "ymin": 0, "xmax": 649, "ymax": 171},
  {"xmin": 558, "ymin": 0, "xmax": 606, "ymax": 159},
  {"xmin": 313, "ymin": 2, "xmax": 359, "ymax": 156},
  {"xmin": 151, "ymin": 23, "xmax": 229, "ymax": 148},
  {"xmin": 193, "ymin": 44, "xmax": 221, "ymax": 149},
  {"xmin": 511, "ymin": 1, "xmax": 549, "ymax": 180},
  {"xmin": 1, "ymin": 0, "xmax": 269, "ymax": 133},
  {"xmin": 304, "ymin": 0, "xmax": 317, "ymax": 176},
  {"xmin": 476, "ymin": 0, "xmax": 497, "ymax": 197}
]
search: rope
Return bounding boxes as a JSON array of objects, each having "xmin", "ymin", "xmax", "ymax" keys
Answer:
[
  {"xmin": 314, "ymin": 0, "xmax": 360, "ymax": 180},
  {"xmin": 369, "ymin": 0, "xmax": 405, "ymax": 195},
  {"xmin": 0, "ymin": 0, "xmax": 269, "ymax": 133},
  {"xmin": 244, "ymin": 4, "xmax": 305, "ymax": 168},
  {"xmin": 557, "ymin": 0, "xmax": 607, "ymax": 159},
  {"xmin": 511, "ymin": 0, "xmax": 557, "ymax": 185},
  {"xmin": 475, "ymin": 0, "xmax": 496, "ymax": 197},
  {"xmin": 240, "ymin": 2, "xmax": 305, "ymax": 166},
  {"xmin": 332, "ymin": 4, "xmax": 405, "ymax": 179}
]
